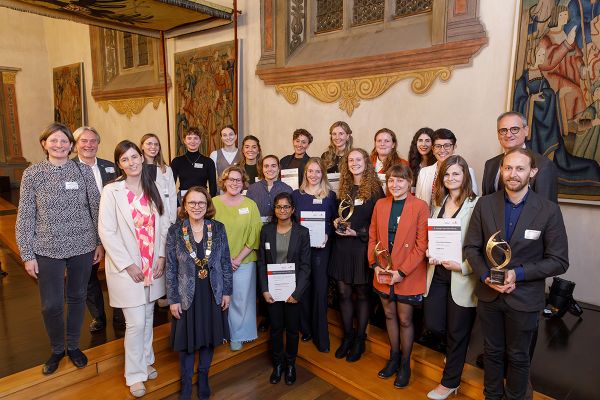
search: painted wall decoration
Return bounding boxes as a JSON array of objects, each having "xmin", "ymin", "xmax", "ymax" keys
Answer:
[
  {"xmin": 174, "ymin": 41, "xmax": 236, "ymax": 156},
  {"xmin": 53, "ymin": 62, "xmax": 85, "ymax": 133},
  {"xmin": 512, "ymin": 0, "xmax": 600, "ymax": 201}
]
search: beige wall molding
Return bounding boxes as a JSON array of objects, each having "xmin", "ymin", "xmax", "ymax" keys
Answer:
[
  {"xmin": 275, "ymin": 66, "xmax": 453, "ymax": 116},
  {"xmin": 98, "ymin": 96, "xmax": 164, "ymax": 118}
]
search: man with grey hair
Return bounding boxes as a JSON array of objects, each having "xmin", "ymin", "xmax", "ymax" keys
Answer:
[
  {"xmin": 72, "ymin": 126, "xmax": 120, "ymax": 332},
  {"xmin": 481, "ymin": 111, "xmax": 558, "ymax": 202}
]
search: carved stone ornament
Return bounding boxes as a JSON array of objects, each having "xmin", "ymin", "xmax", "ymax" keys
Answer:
[
  {"xmin": 97, "ymin": 96, "xmax": 164, "ymax": 118},
  {"xmin": 289, "ymin": 0, "xmax": 305, "ymax": 55},
  {"xmin": 275, "ymin": 66, "xmax": 452, "ymax": 116}
]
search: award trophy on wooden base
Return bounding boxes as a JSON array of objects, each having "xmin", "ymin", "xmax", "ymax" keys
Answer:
[
  {"xmin": 485, "ymin": 231, "xmax": 512, "ymax": 285},
  {"xmin": 336, "ymin": 195, "xmax": 354, "ymax": 233},
  {"xmin": 373, "ymin": 241, "xmax": 393, "ymax": 284}
]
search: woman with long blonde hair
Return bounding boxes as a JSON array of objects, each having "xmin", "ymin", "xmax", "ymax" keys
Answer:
[
  {"xmin": 329, "ymin": 148, "xmax": 384, "ymax": 362},
  {"xmin": 321, "ymin": 121, "xmax": 353, "ymax": 173},
  {"xmin": 292, "ymin": 157, "xmax": 337, "ymax": 352}
]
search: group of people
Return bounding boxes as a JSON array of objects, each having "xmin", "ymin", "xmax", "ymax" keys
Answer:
[{"xmin": 16, "ymin": 112, "xmax": 569, "ymax": 400}]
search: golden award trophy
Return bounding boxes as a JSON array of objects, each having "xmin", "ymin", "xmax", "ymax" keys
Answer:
[
  {"xmin": 336, "ymin": 195, "xmax": 355, "ymax": 233},
  {"xmin": 485, "ymin": 231, "xmax": 512, "ymax": 285},
  {"xmin": 373, "ymin": 241, "xmax": 393, "ymax": 284}
]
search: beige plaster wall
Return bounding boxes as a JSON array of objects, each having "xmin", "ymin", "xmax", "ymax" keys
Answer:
[{"xmin": 0, "ymin": 1, "xmax": 598, "ymax": 305}]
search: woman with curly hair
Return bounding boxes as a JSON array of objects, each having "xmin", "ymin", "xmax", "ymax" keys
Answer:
[
  {"xmin": 321, "ymin": 121, "xmax": 353, "ymax": 173},
  {"xmin": 329, "ymin": 148, "xmax": 384, "ymax": 362},
  {"xmin": 408, "ymin": 128, "xmax": 435, "ymax": 184},
  {"xmin": 370, "ymin": 128, "xmax": 408, "ymax": 175}
]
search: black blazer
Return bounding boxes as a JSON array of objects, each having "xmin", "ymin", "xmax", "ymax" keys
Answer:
[
  {"xmin": 464, "ymin": 190, "xmax": 569, "ymax": 312},
  {"xmin": 481, "ymin": 152, "xmax": 558, "ymax": 202},
  {"xmin": 257, "ymin": 222, "xmax": 311, "ymax": 301},
  {"xmin": 73, "ymin": 157, "xmax": 117, "ymax": 187},
  {"xmin": 280, "ymin": 153, "xmax": 310, "ymax": 187}
]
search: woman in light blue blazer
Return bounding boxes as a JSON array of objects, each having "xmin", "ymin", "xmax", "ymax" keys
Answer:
[
  {"xmin": 165, "ymin": 186, "xmax": 232, "ymax": 400},
  {"xmin": 424, "ymin": 155, "xmax": 479, "ymax": 400}
]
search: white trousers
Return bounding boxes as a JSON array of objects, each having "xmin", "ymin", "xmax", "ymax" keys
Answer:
[{"xmin": 122, "ymin": 301, "xmax": 155, "ymax": 386}]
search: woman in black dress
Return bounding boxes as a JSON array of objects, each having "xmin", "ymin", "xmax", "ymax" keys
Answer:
[
  {"xmin": 239, "ymin": 135, "xmax": 262, "ymax": 185},
  {"xmin": 321, "ymin": 121, "xmax": 353, "ymax": 174},
  {"xmin": 258, "ymin": 192, "xmax": 311, "ymax": 385},
  {"xmin": 166, "ymin": 186, "xmax": 232, "ymax": 400},
  {"xmin": 330, "ymin": 148, "xmax": 384, "ymax": 362}
]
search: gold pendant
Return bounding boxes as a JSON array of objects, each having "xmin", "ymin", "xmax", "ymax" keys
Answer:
[{"xmin": 198, "ymin": 269, "xmax": 208, "ymax": 279}]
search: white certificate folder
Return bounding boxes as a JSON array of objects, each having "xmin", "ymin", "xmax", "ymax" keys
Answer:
[
  {"xmin": 427, "ymin": 218, "xmax": 462, "ymax": 264},
  {"xmin": 300, "ymin": 211, "xmax": 326, "ymax": 247},
  {"xmin": 267, "ymin": 263, "xmax": 296, "ymax": 302}
]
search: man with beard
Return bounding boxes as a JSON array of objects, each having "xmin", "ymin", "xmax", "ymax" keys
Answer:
[{"xmin": 464, "ymin": 148, "xmax": 569, "ymax": 400}]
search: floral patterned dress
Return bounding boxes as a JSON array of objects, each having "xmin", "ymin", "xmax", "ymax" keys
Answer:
[{"xmin": 128, "ymin": 190, "xmax": 156, "ymax": 286}]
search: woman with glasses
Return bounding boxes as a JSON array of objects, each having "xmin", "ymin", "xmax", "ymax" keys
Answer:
[
  {"xmin": 239, "ymin": 135, "xmax": 262, "ymax": 185},
  {"xmin": 330, "ymin": 148, "xmax": 385, "ymax": 362},
  {"xmin": 166, "ymin": 186, "xmax": 232, "ymax": 400},
  {"xmin": 368, "ymin": 164, "xmax": 428, "ymax": 389},
  {"xmin": 258, "ymin": 192, "xmax": 311, "ymax": 386},
  {"xmin": 291, "ymin": 157, "xmax": 337, "ymax": 352},
  {"xmin": 408, "ymin": 127, "xmax": 436, "ymax": 184},
  {"xmin": 99, "ymin": 140, "xmax": 168, "ymax": 397},
  {"xmin": 140, "ymin": 133, "xmax": 177, "ymax": 224},
  {"xmin": 213, "ymin": 166, "xmax": 262, "ymax": 351},
  {"xmin": 424, "ymin": 155, "xmax": 478, "ymax": 399},
  {"xmin": 321, "ymin": 121, "xmax": 353, "ymax": 174},
  {"xmin": 415, "ymin": 129, "xmax": 478, "ymax": 207}
]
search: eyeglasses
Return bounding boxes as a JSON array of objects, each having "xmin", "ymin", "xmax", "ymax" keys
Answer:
[
  {"xmin": 433, "ymin": 143, "xmax": 454, "ymax": 150},
  {"xmin": 187, "ymin": 201, "xmax": 207, "ymax": 208},
  {"xmin": 227, "ymin": 178, "xmax": 243, "ymax": 184},
  {"xmin": 275, "ymin": 205, "xmax": 292, "ymax": 211},
  {"xmin": 497, "ymin": 126, "xmax": 522, "ymax": 136}
]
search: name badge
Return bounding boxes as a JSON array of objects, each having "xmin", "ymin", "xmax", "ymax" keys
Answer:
[
  {"xmin": 65, "ymin": 181, "xmax": 79, "ymax": 190},
  {"xmin": 105, "ymin": 167, "xmax": 115, "ymax": 173},
  {"xmin": 397, "ymin": 216, "xmax": 400, "ymax": 224},
  {"xmin": 354, "ymin": 199, "xmax": 364, "ymax": 206},
  {"xmin": 524, "ymin": 229, "xmax": 541, "ymax": 240},
  {"xmin": 313, "ymin": 198, "xmax": 323, "ymax": 204},
  {"xmin": 194, "ymin": 163, "xmax": 203, "ymax": 169},
  {"xmin": 265, "ymin": 242, "xmax": 271, "ymax": 250},
  {"xmin": 261, "ymin": 216, "xmax": 272, "ymax": 224},
  {"xmin": 239, "ymin": 207, "xmax": 250, "ymax": 215}
]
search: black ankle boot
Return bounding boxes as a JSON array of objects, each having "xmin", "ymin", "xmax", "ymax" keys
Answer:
[
  {"xmin": 335, "ymin": 331, "xmax": 355, "ymax": 359},
  {"xmin": 394, "ymin": 357, "xmax": 411, "ymax": 388},
  {"xmin": 284, "ymin": 364, "xmax": 296, "ymax": 385},
  {"xmin": 378, "ymin": 350, "xmax": 401, "ymax": 379},
  {"xmin": 346, "ymin": 334, "xmax": 365, "ymax": 362},
  {"xmin": 270, "ymin": 364, "xmax": 283, "ymax": 384}
]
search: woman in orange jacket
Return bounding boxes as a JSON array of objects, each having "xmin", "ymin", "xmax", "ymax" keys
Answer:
[{"xmin": 368, "ymin": 164, "xmax": 428, "ymax": 389}]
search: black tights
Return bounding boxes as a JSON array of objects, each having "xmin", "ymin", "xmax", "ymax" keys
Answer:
[
  {"xmin": 337, "ymin": 281, "xmax": 370, "ymax": 336},
  {"xmin": 381, "ymin": 297, "xmax": 415, "ymax": 358}
]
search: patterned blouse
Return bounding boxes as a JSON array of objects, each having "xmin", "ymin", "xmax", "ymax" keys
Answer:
[
  {"xmin": 16, "ymin": 160, "xmax": 100, "ymax": 262},
  {"xmin": 128, "ymin": 190, "xmax": 156, "ymax": 286}
]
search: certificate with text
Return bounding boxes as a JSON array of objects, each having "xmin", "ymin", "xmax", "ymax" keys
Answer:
[
  {"xmin": 280, "ymin": 168, "xmax": 299, "ymax": 190},
  {"xmin": 267, "ymin": 263, "xmax": 296, "ymax": 302},
  {"xmin": 300, "ymin": 211, "xmax": 326, "ymax": 247},
  {"xmin": 427, "ymin": 218, "xmax": 462, "ymax": 264}
]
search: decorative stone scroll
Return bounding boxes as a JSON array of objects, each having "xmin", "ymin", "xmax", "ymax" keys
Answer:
[
  {"xmin": 275, "ymin": 67, "xmax": 452, "ymax": 116},
  {"xmin": 97, "ymin": 96, "xmax": 164, "ymax": 119}
]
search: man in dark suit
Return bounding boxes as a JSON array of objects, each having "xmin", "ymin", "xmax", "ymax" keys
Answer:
[
  {"xmin": 73, "ymin": 126, "xmax": 119, "ymax": 332},
  {"xmin": 465, "ymin": 148, "xmax": 569, "ymax": 400},
  {"xmin": 482, "ymin": 111, "xmax": 558, "ymax": 202}
]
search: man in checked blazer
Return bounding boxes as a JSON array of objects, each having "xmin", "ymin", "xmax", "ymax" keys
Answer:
[
  {"xmin": 73, "ymin": 126, "xmax": 119, "ymax": 332},
  {"xmin": 464, "ymin": 148, "xmax": 569, "ymax": 400},
  {"xmin": 482, "ymin": 111, "xmax": 558, "ymax": 202}
]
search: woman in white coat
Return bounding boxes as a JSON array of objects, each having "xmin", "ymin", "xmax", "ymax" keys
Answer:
[
  {"xmin": 99, "ymin": 140, "xmax": 169, "ymax": 398},
  {"xmin": 424, "ymin": 155, "xmax": 479, "ymax": 400}
]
